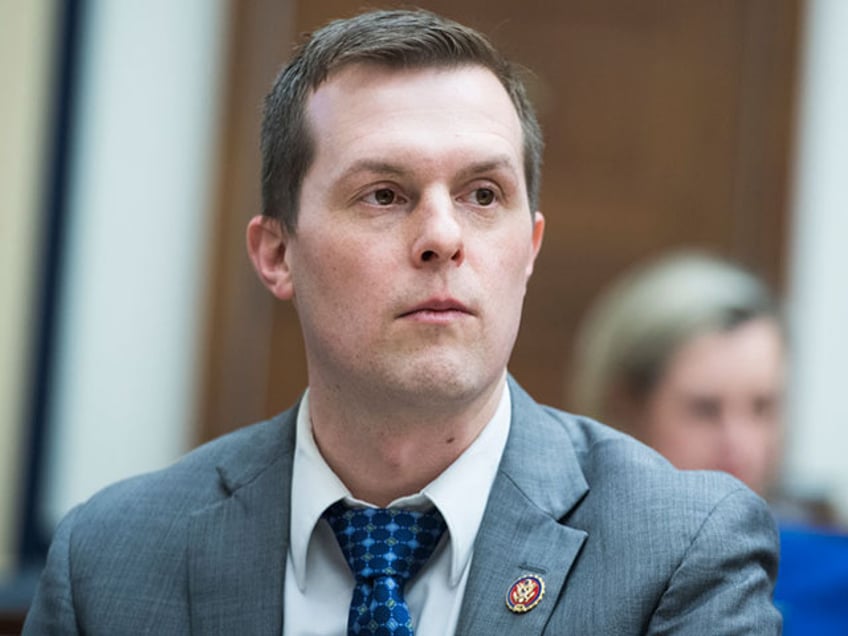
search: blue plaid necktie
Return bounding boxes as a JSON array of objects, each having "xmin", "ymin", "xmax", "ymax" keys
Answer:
[{"xmin": 323, "ymin": 502, "xmax": 447, "ymax": 635}]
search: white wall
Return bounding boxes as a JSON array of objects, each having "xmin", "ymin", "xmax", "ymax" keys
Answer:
[
  {"xmin": 785, "ymin": 0, "xmax": 848, "ymax": 523},
  {"xmin": 41, "ymin": 0, "xmax": 227, "ymax": 532}
]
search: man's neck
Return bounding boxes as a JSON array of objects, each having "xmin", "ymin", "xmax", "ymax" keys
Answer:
[{"xmin": 306, "ymin": 376, "xmax": 506, "ymax": 507}]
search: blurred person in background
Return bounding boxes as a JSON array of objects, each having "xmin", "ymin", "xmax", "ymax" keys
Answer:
[
  {"xmin": 569, "ymin": 249, "xmax": 848, "ymax": 633},
  {"xmin": 570, "ymin": 250, "xmax": 787, "ymax": 502}
]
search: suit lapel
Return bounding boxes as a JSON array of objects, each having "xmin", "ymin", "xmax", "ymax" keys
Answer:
[
  {"xmin": 187, "ymin": 408, "xmax": 298, "ymax": 635},
  {"xmin": 183, "ymin": 382, "xmax": 586, "ymax": 633},
  {"xmin": 456, "ymin": 379, "xmax": 589, "ymax": 634}
]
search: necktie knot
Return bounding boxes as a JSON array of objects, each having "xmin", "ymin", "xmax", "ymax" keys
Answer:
[{"xmin": 323, "ymin": 502, "xmax": 447, "ymax": 635}]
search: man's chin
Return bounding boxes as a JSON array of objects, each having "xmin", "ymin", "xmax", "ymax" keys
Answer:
[{"xmin": 380, "ymin": 358, "xmax": 503, "ymax": 409}]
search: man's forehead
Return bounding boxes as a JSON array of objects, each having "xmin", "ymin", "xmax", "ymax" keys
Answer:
[
  {"xmin": 300, "ymin": 62, "xmax": 527, "ymax": 192},
  {"xmin": 305, "ymin": 62, "xmax": 520, "ymax": 133},
  {"xmin": 310, "ymin": 61, "xmax": 510, "ymax": 108}
]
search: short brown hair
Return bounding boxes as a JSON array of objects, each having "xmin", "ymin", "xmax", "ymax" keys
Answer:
[{"xmin": 260, "ymin": 9, "xmax": 544, "ymax": 232}]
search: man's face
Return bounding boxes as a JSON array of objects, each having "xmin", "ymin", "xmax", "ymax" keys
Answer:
[{"xmin": 282, "ymin": 63, "xmax": 544, "ymax": 410}]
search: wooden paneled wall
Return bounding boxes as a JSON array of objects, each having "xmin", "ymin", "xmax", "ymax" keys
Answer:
[{"xmin": 197, "ymin": 0, "xmax": 801, "ymax": 441}]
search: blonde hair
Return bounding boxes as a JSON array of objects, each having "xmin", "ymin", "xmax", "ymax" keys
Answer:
[{"xmin": 570, "ymin": 250, "xmax": 779, "ymax": 428}]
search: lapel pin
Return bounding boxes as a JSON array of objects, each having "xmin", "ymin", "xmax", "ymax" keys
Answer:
[{"xmin": 506, "ymin": 573, "xmax": 545, "ymax": 613}]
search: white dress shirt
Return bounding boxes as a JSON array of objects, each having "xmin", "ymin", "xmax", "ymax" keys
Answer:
[{"xmin": 283, "ymin": 382, "xmax": 512, "ymax": 636}]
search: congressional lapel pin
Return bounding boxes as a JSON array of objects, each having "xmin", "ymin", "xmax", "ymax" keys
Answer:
[{"xmin": 505, "ymin": 573, "xmax": 545, "ymax": 613}]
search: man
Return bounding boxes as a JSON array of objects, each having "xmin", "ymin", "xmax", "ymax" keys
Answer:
[{"xmin": 25, "ymin": 9, "xmax": 780, "ymax": 634}]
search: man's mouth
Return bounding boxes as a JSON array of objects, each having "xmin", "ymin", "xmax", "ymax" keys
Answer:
[{"xmin": 398, "ymin": 297, "xmax": 474, "ymax": 321}]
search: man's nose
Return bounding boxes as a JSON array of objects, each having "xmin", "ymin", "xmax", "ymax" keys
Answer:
[{"xmin": 410, "ymin": 193, "xmax": 465, "ymax": 267}]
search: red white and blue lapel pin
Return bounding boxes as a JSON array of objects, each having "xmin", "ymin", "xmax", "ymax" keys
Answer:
[{"xmin": 506, "ymin": 573, "xmax": 546, "ymax": 613}]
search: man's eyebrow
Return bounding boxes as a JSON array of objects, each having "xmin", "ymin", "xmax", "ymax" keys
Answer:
[
  {"xmin": 456, "ymin": 157, "xmax": 520, "ymax": 181},
  {"xmin": 334, "ymin": 156, "xmax": 520, "ymax": 187},
  {"xmin": 338, "ymin": 159, "xmax": 409, "ymax": 181}
]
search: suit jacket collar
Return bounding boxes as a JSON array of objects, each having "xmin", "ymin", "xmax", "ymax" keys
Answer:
[
  {"xmin": 184, "ymin": 378, "xmax": 588, "ymax": 634},
  {"xmin": 187, "ymin": 405, "xmax": 298, "ymax": 634},
  {"xmin": 455, "ymin": 377, "xmax": 590, "ymax": 634}
]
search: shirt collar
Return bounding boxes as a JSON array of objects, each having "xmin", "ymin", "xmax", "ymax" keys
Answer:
[{"xmin": 289, "ymin": 381, "xmax": 511, "ymax": 590}]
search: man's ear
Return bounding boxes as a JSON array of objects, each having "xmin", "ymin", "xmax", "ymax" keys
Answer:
[
  {"xmin": 525, "ymin": 211, "xmax": 545, "ymax": 279},
  {"xmin": 246, "ymin": 214, "xmax": 294, "ymax": 300}
]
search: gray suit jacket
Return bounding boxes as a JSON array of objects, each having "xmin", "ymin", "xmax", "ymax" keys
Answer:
[{"xmin": 24, "ymin": 379, "xmax": 781, "ymax": 634}]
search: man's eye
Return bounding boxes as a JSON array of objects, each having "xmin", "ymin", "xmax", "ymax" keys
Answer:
[
  {"xmin": 372, "ymin": 188, "xmax": 397, "ymax": 205},
  {"xmin": 474, "ymin": 188, "xmax": 496, "ymax": 206}
]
